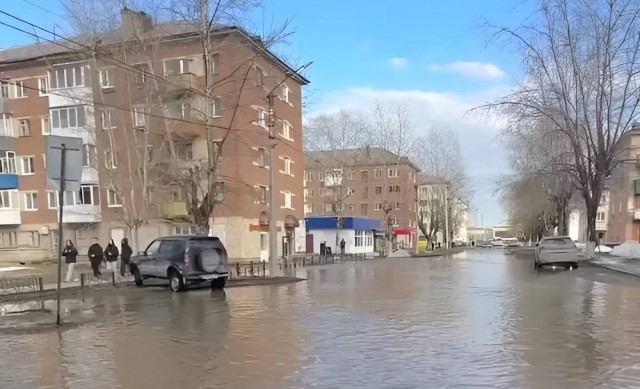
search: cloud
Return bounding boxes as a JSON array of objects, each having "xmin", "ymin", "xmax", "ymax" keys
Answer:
[
  {"xmin": 388, "ymin": 57, "xmax": 409, "ymax": 70},
  {"xmin": 428, "ymin": 61, "xmax": 506, "ymax": 80}
]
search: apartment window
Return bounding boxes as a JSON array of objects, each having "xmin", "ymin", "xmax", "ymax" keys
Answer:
[
  {"xmin": 107, "ymin": 188, "xmax": 121, "ymax": 207},
  {"xmin": 17, "ymin": 119, "xmax": 30, "ymax": 137},
  {"xmin": 281, "ymin": 84, "xmax": 290, "ymax": 103},
  {"xmin": 374, "ymin": 202, "xmax": 383, "ymax": 211},
  {"xmin": 282, "ymin": 156, "xmax": 293, "ymax": 175},
  {"xmin": 174, "ymin": 225, "xmax": 198, "ymax": 235},
  {"xmin": 375, "ymin": 169, "xmax": 383, "ymax": 178},
  {"xmin": 1, "ymin": 82, "xmax": 8, "ymax": 98},
  {"xmin": 305, "ymin": 172, "xmax": 314, "ymax": 182},
  {"xmin": 375, "ymin": 185, "xmax": 382, "ymax": 195},
  {"xmin": 348, "ymin": 171, "xmax": 354, "ymax": 180},
  {"xmin": 281, "ymin": 120, "xmax": 292, "ymax": 140},
  {"xmin": 20, "ymin": 156, "xmax": 35, "ymax": 175},
  {"xmin": 395, "ymin": 202, "xmax": 401, "ymax": 210},
  {"xmin": 166, "ymin": 102, "xmax": 189, "ymax": 120},
  {"xmin": 214, "ymin": 182, "xmax": 224, "ymax": 202},
  {"xmin": 256, "ymin": 185, "xmax": 267, "ymax": 204},
  {"xmin": 318, "ymin": 172, "xmax": 326, "ymax": 181},
  {"xmin": 175, "ymin": 142, "xmax": 193, "ymax": 161},
  {"xmin": 390, "ymin": 218, "xmax": 399, "ymax": 226},
  {"xmin": 164, "ymin": 58, "xmax": 189, "ymax": 76},
  {"xmin": 83, "ymin": 144, "xmax": 97, "ymax": 168},
  {"xmin": 362, "ymin": 186, "xmax": 368, "ymax": 199},
  {"xmin": 41, "ymin": 117, "xmax": 50, "ymax": 135},
  {"xmin": 99, "ymin": 67, "xmax": 115, "ymax": 89},
  {"xmin": 50, "ymin": 106, "xmax": 86, "ymax": 130},
  {"xmin": 597, "ymin": 212, "xmax": 606, "ymax": 221},
  {"xmin": 304, "ymin": 204, "xmax": 312, "ymax": 214},
  {"xmin": 0, "ymin": 190, "xmax": 17, "ymax": 209},
  {"xmin": 133, "ymin": 106, "xmax": 146, "ymax": 127},
  {"xmin": 361, "ymin": 203, "xmax": 368, "ymax": 215},
  {"xmin": 388, "ymin": 169, "xmax": 399, "ymax": 178},
  {"xmin": 282, "ymin": 191, "xmax": 293, "ymax": 209},
  {"xmin": 355, "ymin": 230, "xmax": 364, "ymax": 247},
  {"xmin": 257, "ymin": 108, "xmax": 267, "ymax": 128},
  {"xmin": 12, "ymin": 81, "xmax": 27, "ymax": 98},
  {"xmin": 105, "ymin": 150, "xmax": 117, "ymax": 169},
  {"xmin": 38, "ymin": 77, "xmax": 49, "ymax": 95},
  {"xmin": 253, "ymin": 147, "xmax": 266, "ymax": 167},
  {"xmin": 347, "ymin": 187, "xmax": 356, "ymax": 195},
  {"xmin": 0, "ymin": 114, "xmax": 14, "ymax": 137},
  {"xmin": 76, "ymin": 185, "xmax": 100, "ymax": 206},
  {"xmin": 47, "ymin": 191, "xmax": 59, "ymax": 209},
  {"xmin": 0, "ymin": 151, "xmax": 16, "ymax": 174},
  {"xmin": 23, "ymin": 192, "xmax": 37, "ymax": 211},
  {"xmin": 49, "ymin": 64, "xmax": 86, "ymax": 89},
  {"xmin": 360, "ymin": 170, "xmax": 369, "ymax": 181},
  {"xmin": 389, "ymin": 185, "xmax": 401, "ymax": 193},
  {"xmin": 101, "ymin": 109, "xmax": 115, "ymax": 129},
  {"xmin": 255, "ymin": 67, "xmax": 265, "ymax": 86},
  {"xmin": 212, "ymin": 96, "xmax": 222, "ymax": 117}
]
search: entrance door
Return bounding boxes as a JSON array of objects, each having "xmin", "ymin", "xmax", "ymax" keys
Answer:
[
  {"xmin": 259, "ymin": 233, "xmax": 268, "ymax": 262},
  {"xmin": 111, "ymin": 228, "xmax": 125, "ymax": 246},
  {"xmin": 306, "ymin": 234, "xmax": 314, "ymax": 253}
]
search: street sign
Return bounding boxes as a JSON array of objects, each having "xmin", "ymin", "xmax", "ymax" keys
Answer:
[{"xmin": 46, "ymin": 136, "xmax": 83, "ymax": 192}]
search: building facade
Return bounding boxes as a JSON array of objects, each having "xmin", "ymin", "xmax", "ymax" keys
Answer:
[
  {"xmin": 0, "ymin": 9, "xmax": 308, "ymax": 262},
  {"xmin": 303, "ymin": 148, "xmax": 419, "ymax": 249}
]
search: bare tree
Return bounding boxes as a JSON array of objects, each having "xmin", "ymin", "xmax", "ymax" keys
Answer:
[{"xmin": 483, "ymin": 0, "xmax": 640, "ymax": 255}]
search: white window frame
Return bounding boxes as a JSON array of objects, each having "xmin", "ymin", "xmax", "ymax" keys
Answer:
[
  {"xmin": 0, "ymin": 151, "xmax": 16, "ymax": 174},
  {"xmin": 38, "ymin": 77, "xmax": 49, "ymax": 96},
  {"xmin": 374, "ymin": 202, "xmax": 383, "ymax": 211},
  {"xmin": 23, "ymin": 191, "xmax": 38, "ymax": 211},
  {"xmin": 47, "ymin": 190, "xmax": 59, "ymax": 209},
  {"xmin": 347, "ymin": 187, "xmax": 356, "ymax": 195},
  {"xmin": 0, "ymin": 114, "xmax": 15, "ymax": 137},
  {"xmin": 49, "ymin": 64, "xmax": 87, "ymax": 90},
  {"xmin": 281, "ymin": 84, "xmax": 290, "ymax": 104},
  {"xmin": 280, "ymin": 120, "xmax": 293, "ymax": 141},
  {"xmin": 19, "ymin": 156, "xmax": 35, "ymax": 175},
  {"xmin": 50, "ymin": 106, "xmax": 86, "ymax": 130},
  {"xmin": 99, "ymin": 67, "xmax": 115, "ymax": 89},
  {"xmin": 107, "ymin": 188, "xmax": 122, "ymax": 207},
  {"xmin": 133, "ymin": 106, "xmax": 146, "ymax": 127},
  {"xmin": 17, "ymin": 118, "xmax": 30, "ymax": 137},
  {"xmin": 12, "ymin": 81, "xmax": 27, "ymax": 99},
  {"xmin": 388, "ymin": 168, "xmax": 399, "ymax": 178},
  {"xmin": 211, "ymin": 96, "xmax": 222, "ymax": 118},
  {"xmin": 252, "ymin": 147, "xmax": 266, "ymax": 167},
  {"xmin": 257, "ymin": 107, "xmax": 267, "ymax": 128},
  {"xmin": 71, "ymin": 185, "xmax": 100, "ymax": 206},
  {"xmin": 105, "ymin": 150, "xmax": 117, "ymax": 169},
  {"xmin": 41, "ymin": 117, "xmax": 50, "ymax": 135},
  {"xmin": 281, "ymin": 191, "xmax": 294, "ymax": 209},
  {"xmin": 101, "ymin": 109, "xmax": 116, "ymax": 130},
  {"xmin": 255, "ymin": 185, "xmax": 267, "ymax": 204},
  {"xmin": 281, "ymin": 156, "xmax": 293, "ymax": 176},
  {"xmin": 304, "ymin": 204, "xmax": 312, "ymax": 214},
  {"xmin": 163, "ymin": 58, "xmax": 190, "ymax": 76},
  {"xmin": 0, "ymin": 190, "xmax": 18, "ymax": 209}
]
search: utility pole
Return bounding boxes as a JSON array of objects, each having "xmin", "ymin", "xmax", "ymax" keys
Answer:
[{"xmin": 444, "ymin": 185, "xmax": 449, "ymax": 250}]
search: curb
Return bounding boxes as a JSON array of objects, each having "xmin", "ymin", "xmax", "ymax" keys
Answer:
[{"xmin": 589, "ymin": 261, "xmax": 640, "ymax": 277}]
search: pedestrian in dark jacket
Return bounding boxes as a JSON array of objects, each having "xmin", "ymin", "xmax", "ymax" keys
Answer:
[
  {"xmin": 62, "ymin": 239, "xmax": 78, "ymax": 282},
  {"xmin": 88, "ymin": 240, "xmax": 104, "ymax": 277},
  {"xmin": 120, "ymin": 238, "xmax": 133, "ymax": 277},
  {"xmin": 104, "ymin": 239, "xmax": 119, "ymax": 274}
]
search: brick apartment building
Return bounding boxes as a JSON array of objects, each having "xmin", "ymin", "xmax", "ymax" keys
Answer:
[
  {"xmin": 0, "ymin": 9, "xmax": 308, "ymax": 262},
  {"xmin": 303, "ymin": 148, "xmax": 419, "ymax": 248}
]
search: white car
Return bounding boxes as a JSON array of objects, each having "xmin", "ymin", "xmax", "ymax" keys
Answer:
[{"xmin": 534, "ymin": 236, "xmax": 579, "ymax": 269}]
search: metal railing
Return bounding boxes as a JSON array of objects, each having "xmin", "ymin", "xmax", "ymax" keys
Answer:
[
  {"xmin": 0, "ymin": 276, "xmax": 43, "ymax": 295},
  {"xmin": 80, "ymin": 271, "xmax": 117, "ymax": 287}
]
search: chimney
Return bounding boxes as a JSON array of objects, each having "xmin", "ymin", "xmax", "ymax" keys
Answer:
[{"xmin": 121, "ymin": 8, "xmax": 153, "ymax": 40}]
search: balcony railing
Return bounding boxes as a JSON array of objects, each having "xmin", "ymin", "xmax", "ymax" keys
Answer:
[
  {"xmin": 161, "ymin": 201, "xmax": 188, "ymax": 218},
  {"xmin": 165, "ymin": 73, "xmax": 205, "ymax": 100}
]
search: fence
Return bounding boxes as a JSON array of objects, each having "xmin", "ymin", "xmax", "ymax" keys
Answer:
[
  {"xmin": 80, "ymin": 271, "xmax": 117, "ymax": 287},
  {"xmin": 0, "ymin": 276, "xmax": 44, "ymax": 295},
  {"xmin": 228, "ymin": 253, "xmax": 372, "ymax": 278}
]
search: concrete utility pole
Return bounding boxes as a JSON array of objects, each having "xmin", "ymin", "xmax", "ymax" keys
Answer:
[{"xmin": 444, "ymin": 185, "xmax": 449, "ymax": 250}]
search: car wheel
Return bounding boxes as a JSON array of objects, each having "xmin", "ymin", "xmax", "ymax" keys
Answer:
[
  {"xmin": 132, "ymin": 267, "xmax": 143, "ymax": 286},
  {"xmin": 169, "ymin": 269, "xmax": 185, "ymax": 292},
  {"xmin": 211, "ymin": 277, "xmax": 226, "ymax": 290}
]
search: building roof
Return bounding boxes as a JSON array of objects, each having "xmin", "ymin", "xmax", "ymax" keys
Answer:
[
  {"xmin": 0, "ymin": 22, "xmax": 309, "ymax": 85},
  {"xmin": 416, "ymin": 173, "xmax": 448, "ymax": 186},
  {"xmin": 304, "ymin": 147, "xmax": 420, "ymax": 171}
]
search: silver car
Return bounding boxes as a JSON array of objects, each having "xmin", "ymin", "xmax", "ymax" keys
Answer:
[{"xmin": 534, "ymin": 236, "xmax": 579, "ymax": 269}]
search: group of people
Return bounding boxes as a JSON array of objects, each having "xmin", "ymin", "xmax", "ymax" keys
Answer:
[{"xmin": 61, "ymin": 238, "xmax": 133, "ymax": 282}]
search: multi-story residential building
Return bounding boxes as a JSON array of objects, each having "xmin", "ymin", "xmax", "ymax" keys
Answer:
[
  {"xmin": 0, "ymin": 9, "xmax": 308, "ymax": 262},
  {"xmin": 303, "ymin": 147, "xmax": 419, "ymax": 249}
]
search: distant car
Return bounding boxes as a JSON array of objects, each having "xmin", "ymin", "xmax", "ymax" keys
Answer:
[
  {"xmin": 130, "ymin": 236, "xmax": 229, "ymax": 292},
  {"xmin": 534, "ymin": 236, "xmax": 579, "ymax": 269},
  {"xmin": 491, "ymin": 238, "xmax": 504, "ymax": 247}
]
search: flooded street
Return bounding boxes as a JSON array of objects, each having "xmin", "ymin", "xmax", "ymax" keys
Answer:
[{"xmin": 2, "ymin": 249, "xmax": 640, "ymax": 388}]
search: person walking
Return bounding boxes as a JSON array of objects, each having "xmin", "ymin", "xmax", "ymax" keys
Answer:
[
  {"xmin": 88, "ymin": 239, "xmax": 104, "ymax": 277},
  {"xmin": 62, "ymin": 240, "xmax": 78, "ymax": 283},
  {"xmin": 340, "ymin": 238, "xmax": 346, "ymax": 256},
  {"xmin": 120, "ymin": 238, "xmax": 133, "ymax": 277},
  {"xmin": 104, "ymin": 239, "xmax": 119, "ymax": 275}
]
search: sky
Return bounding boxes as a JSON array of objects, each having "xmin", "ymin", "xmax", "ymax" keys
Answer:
[{"xmin": 0, "ymin": 0, "xmax": 536, "ymax": 227}]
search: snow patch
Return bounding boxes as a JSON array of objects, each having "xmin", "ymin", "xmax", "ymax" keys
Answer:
[{"xmin": 610, "ymin": 241, "xmax": 640, "ymax": 258}]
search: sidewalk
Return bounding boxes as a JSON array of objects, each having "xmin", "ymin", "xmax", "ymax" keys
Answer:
[
  {"xmin": 410, "ymin": 247, "xmax": 469, "ymax": 258},
  {"xmin": 589, "ymin": 255, "xmax": 640, "ymax": 277}
]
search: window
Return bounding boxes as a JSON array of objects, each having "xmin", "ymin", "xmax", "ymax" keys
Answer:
[
  {"xmin": 281, "ymin": 121, "xmax": 292, "ymax": 140},
  {"xmin": 375, "ymin": 169, "xmax": 383, "ymax": 178},
  {"xmin": 175, "ymin": 142, "xmax": 193, "ymax": 161},
  {"xmin": 355, "ymin": 230, "xmax": 364, "ymax": 247},
  {"xmin": 348, "ymin": 171, "xmax": 354, "ymax": 180},
  {"xmin": 253, "ymin": 147, "xmax": 266, "ymax": 167},
  {"xmin": 214, "ymin": 182, "xmax": 224, "ymax": 202},
  {"xmin": 282, "ymin": 191, "xmax": 293, "ymax": 209},
  {"xmin": 164, "ymin": 58, "xmax": 189, "ymax": 76},
  {"xmin": 76, "ymin": 185, "xmax": 100, "ymax": 205},
  {"xmin": 282, "ymin": 156, "xmax": 293, "ymax": 175},
  {"xmin": 257, "ymin": 108, "xmax": 267, "ymax": 128},
  {"xmin": 212, "ymin": 96, "xmax": 222, "ymax": 117},
  {"xmin": 304, "ymin": 204, "xmax": 312, "ymax": 214},
  {"xmin": 389, "ymin": 185, "xmax": 401, "ymax": 193},
  {"xmin": 256, "ymin": 185, "xmax": 267, "ymax": 204},
  {"xmin": 50, "ymin": 106, "xmax": 86, "ymax": 130},
  {"xmin": 174, "ymin": 225, "xmax": 197, "ymax": 235},
  {"xmin": 20, "ymin": 156, "xmax": 35, "ymax": 175},
  {"xmin": 1, "ymin": 82, "xmax": 8, "ymax": 98},
  {"xmin": 23, "ymin": 192, "xmax": 37, "ymax": 211},
  {"xmin": 0, "ymin": 114, "xmax": 14, "ymax": 137},
  {"xmin": 17, "ymin": 119, "xmax": 30, "ymax": 137},
  {"xmin": 281, "ymin": 84, "xmax": 290, "ymax": 103},
  {"xmin": 374, "ymin": 202, "xmax": 383, "ymax": 211},
  {"xmin": 596, "ymin": 212, "xmax": 606, "ymax": 221},
  {"xmin": 347, "ymin": 187, "xmax": 356, "ymax": 195},
  {"xmin": 255, "ymin": 67, "xmax": 265, "ymax": 86},
  {"xmin": 133, "ymin": 64, "xmax": 149, "ymax": 83},
  {"xmin": 361, "ymin": 203, "xmax": 368, "ymax": 215},
  {"xmin": 49, "ymin": 64, "xmax": 87, "ymax": 89},
  {"xmin": 166, "ymin": 102, "xmax": 189, "ymax": 120},
  {"xmin": 0, "ymin": 151, "xmax": 16, "ymax": 174},
  {"xmin": 47, "ymin": 191, "xmax": 59, "ymax": 209},
  {"xmin": 105, "ymin": 150, "xmax": 117, "ymax": 169},
  {"xmin": 375, "ymin": 186, "xmax": 382, "ymax": 195},
  {"xmin": 390, "ymin": 218, "xmax": 399, "ymax": 226},
  {"xmin": 395, "ymin": 202, "xmax": 401, "ymax": 210},
  {"xmin": 305, "ymin": 172, "xmax": 314, "ymax": 182},
  {"xmin": 12, "ymin": 81, "xmax": 27, "ymax": 98},
  {"xmin": 0, "ymin": 190, "xmax": 17, "ymax": 209},
  {"xmin": 388, "ymin": 169, "xmax": 399, "ymax": 178},
  {"xmin": 318, "ymin": 172, "xmax": 326, "ymax": 181},
  {"xmin": 83, "ymin": 144, "xmax": 97, "ymax": 168},
  {"xmin": 107, "ymin": 188, "xmax": 121, "ymax": 207},
  {"xmin": 134, "ymin": 106, "xmax": 146, "ymax": 127},
  {"xmin": 145, "ymin": 240, "xmax": 162, "ymax": 254},
  {"xmin": 38, "ymin": 77, "xmax": 48, "ymax": 96},
  {"xmin": 99, "ymin": 68, "xmax": 115, "ymax": 89},
  {"xmin": 41, "ymin": 117, "xmax": 50, "ymax": 135},
  {"xmin": 101, "ymin": 109, "xmax": 115, "ymax": 129}
]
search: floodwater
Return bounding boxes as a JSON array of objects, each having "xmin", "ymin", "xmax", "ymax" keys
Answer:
[{"xmin": 2, "ymin": 250, "xmax": 640, "ymax": 388}]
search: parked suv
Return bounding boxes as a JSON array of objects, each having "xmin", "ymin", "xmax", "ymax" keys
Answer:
[{"xmin": 130, "ymin": 236, "xmax": 229, "ymax": 292}]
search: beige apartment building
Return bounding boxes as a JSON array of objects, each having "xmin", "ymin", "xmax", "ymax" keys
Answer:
[
  {"xmin": 0, "ymin": 9, "xmax": 308, "ymax": 262},
  {"xmin": 303, "ymin": 148, "xmax": 419, "ymax": 248}
]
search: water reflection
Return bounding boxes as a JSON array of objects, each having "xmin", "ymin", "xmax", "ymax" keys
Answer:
[{"xmin": 1, "ymin": 250, "xmax": 640, "ymax": 388}]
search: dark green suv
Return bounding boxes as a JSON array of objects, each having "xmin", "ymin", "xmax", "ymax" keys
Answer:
[{"xmin": 130, "ymin": 236, "xmax": 229, "ymax": 292}]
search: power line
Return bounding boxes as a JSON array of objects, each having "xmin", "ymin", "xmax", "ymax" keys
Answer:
[{"xmin": 19, "ymin": 0, "xmax": 65, "ymax": 18}]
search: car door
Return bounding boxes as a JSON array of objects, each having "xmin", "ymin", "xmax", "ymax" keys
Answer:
[
  {"xmin": 155, "ymin": 240, "xmax": 186, "ymax": 278},
  {"xmin": 139, "ymin": 239, "xmax": 162, "ymax": 277}
]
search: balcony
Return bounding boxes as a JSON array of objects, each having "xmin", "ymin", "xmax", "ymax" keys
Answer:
[
  {"xmin": 161, "ymin": 201, "xmax": 188, "ymax": 219},
  {"xmin": 62, "ymin": 205, "xmax": 101, "ymax": 223},
  {"xmin": 165, "ymin": 73, "xmax": 205, "ymax": 100},
  {"xmin": 0, "ymin": 174, "xmax": 18, "ymax": 190},
  {"xmin": 0, "ymin": 96, "xmax": 10, "ymax": 114},
  {"xmin": 0, "ymin": 208, "xmax": 20, "ymax": 225}
]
